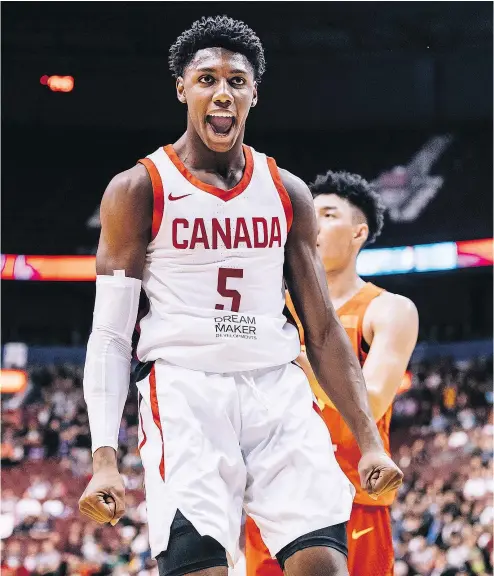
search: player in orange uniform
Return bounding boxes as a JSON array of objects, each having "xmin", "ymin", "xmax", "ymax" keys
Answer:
[{"xmin": 245, "ymin": 171, "xmax": 418, "ymax": 576}]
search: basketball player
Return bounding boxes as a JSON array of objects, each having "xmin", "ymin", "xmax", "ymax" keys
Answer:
[
  {"xmin": 78, "ymin": 17, "xmax": 403, "ymax": 576},
  {"xmin": 245, "ymin": 171, "xmax": 418, "ymax": 576}
]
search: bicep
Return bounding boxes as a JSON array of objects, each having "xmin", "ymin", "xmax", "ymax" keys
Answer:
[{"xmin": 96, "ymin": 166, "xmax": 152, "ymax": 279}]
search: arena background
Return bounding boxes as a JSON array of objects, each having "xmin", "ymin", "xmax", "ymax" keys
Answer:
[{"xmin": 1, "ymin": 3, "xmax": 492, "ymax": 576}]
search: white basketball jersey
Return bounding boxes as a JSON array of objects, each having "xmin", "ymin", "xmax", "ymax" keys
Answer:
[{"xmin": 135, "ymin": 144, "xmax": 300, "ymax": 372}]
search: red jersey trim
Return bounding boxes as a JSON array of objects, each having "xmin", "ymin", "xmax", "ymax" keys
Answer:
[
  {"xmin": 149, "ymin": 365, "xmax": 165, "ymax": 481},
  {"xmin": 267, "ymin": 157, "xmax": 293, "ymax": 233},
  {"xmin": 138, "ymin": 158, "xmax": 165, "ymax": 241},
  {"xmin": 163, "ymin": 144, "xmax": 254, "ymax": 202}
]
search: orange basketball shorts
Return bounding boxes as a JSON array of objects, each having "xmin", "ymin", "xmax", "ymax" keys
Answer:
[
  {"xmin": 347, "ymin": 504, "xmax": 394, "ymax": 576},
  {"xmin": 245, "ymin": 505, "xmax": 393, "ymax": 576}
]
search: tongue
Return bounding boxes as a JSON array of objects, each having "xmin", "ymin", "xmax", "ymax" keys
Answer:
[{"xmin": 208, "ymin": 116, "xmax": 234, "ymax": 134}]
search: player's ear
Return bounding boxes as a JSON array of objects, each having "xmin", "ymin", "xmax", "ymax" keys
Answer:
[
  {"xmin": 176, "ymin": 77, "xmax": 186, "ymax": 104},
  {"xmin": 353, "ymin": 223, "xmax": 368, "ymax": 249},
  {"xmin": 251, "ymin": 82, "xmax": 258, "ymax": 108}
]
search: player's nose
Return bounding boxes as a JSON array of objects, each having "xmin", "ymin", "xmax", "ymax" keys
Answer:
[{"xmin": 213, "ymin": 80, "xmax": 233, "ymax": 108}]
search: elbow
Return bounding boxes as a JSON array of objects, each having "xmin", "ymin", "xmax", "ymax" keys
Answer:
[
  {"xmin": 84, "ymin": 328, "xmax": 132, "ymax": 397},
  {"xmin": 304, "ymin": 313, "xmax": 335, "ymax": 352},
  {"xmin": 304, "ymin": 331, "xmax": 331, "ymax": 363},
  {"xmin": 305, "ymin": 315, "xmax": 346, "ymax": 360},
  {"xmin": 88, "ymin": 326, "xmax": 132, "ymax": 357},
  {"xmin": 366, "ymin": 388, "xmax": 390, "ymax": 422}
]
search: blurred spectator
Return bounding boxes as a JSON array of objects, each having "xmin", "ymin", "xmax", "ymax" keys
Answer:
[
  {"xmin": 23, "ymin": 542, "xmax": 40, "ymax": 573},
  {"xmin": 36, "ymin": 539, "xmax": 61, "ymax": 575}
]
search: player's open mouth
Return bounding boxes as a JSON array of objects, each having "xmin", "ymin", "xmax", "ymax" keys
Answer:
[{"xmin": 206, "ymin": 114, "xmax": 236, "ymax": 137}]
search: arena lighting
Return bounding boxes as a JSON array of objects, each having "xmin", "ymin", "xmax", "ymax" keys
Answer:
[
  {"xmin": 0, "ymin": 369, "xmax": 28, "ymax": 394},
  {"xmin": 40, "ymin": 75, "xmax": 74, "ymax": 92},
  {"xmin": 1, "ymin": 239, "xmax": 492, "ymax": 281}
]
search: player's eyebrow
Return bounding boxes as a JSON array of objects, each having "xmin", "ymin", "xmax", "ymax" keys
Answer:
[
  {"xmin": 195, "ymin": 66, "xmax": 248, "ymax": 75},
  {"xmin": 318, "ymin": 205, "xmax": 338, "ymax": 212}
]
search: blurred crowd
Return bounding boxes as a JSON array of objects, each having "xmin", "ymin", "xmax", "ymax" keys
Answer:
[
  {"xmin": 1, "ymin": 365, "xmax": 150, "ymax": 576},
  {"xmin": 1, "ymin": 356, "xmax": 492, "ymax": 576},
  {"xmin": 392, "ymin": 358, "xmax": 493, "ymax": 576}
]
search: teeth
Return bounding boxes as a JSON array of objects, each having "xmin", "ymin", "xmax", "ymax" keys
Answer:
[{"xmin": 208, "ymin": 114, "xmax": 234, "ymax": 118}]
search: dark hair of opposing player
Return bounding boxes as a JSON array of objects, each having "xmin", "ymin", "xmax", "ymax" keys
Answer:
[
  {"xmin": 169, "ymin": 15, "xmax": 266, "ymax": 83},
  {"xmin": 310, "ymin": 170, "xmax": 385, "ymax": 246}
]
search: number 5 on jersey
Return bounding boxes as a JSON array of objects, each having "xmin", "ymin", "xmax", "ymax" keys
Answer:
[{"xmin": 215, "ymin": 268, "xmax": 243, "ymax": 312}]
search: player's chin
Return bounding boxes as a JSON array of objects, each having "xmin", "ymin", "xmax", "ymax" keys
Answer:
[{"xmin": 203, "ymin": 123, "xmax": 238, "ymax": 152}]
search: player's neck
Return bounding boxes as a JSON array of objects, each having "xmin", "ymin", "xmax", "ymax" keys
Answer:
[
  {"xmin": 174, "ymin": 126, "xmax": 245, "ymax": 177},
  {"xmin": 325, "ymin": 265, "xmax": 365, "ymax": 309}
]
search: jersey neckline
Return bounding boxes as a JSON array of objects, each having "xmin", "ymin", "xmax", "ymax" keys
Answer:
[{"xmin": 163, "ymin": 144, "xmax": 254, "ymax": 202}]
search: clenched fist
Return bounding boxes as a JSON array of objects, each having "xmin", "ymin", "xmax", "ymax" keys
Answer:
[
  {"xmin": 79, "ymin": 465, "xmax": 125, "ymax": 526},
  {"xmin": 358, "ymin": 451, "xmax": 403, "ymax": 500}
]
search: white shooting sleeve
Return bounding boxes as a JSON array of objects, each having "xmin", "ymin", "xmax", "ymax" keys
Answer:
[{"xmin": 83, "ymin": 272, "xmax": 142, "ymax": 454}]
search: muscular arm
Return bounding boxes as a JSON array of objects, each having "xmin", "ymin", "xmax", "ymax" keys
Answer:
[
  {"xmin": 79, "ymin": 164, "xmax": 152, "ymax": 526},
  {"xmin": 96, "ymin": 164, "xmax": 152, "ymax": 279},
  {"xmin": 88, "ymin": 164, "xmax": 152, "ymax": 471},
  {"xmin": 361, "ymin": 293, "xmax": 418, "ymax": 421},
  {"xmin": 281, "ymin": 169, "xmax": 383, "ymax": 455}
]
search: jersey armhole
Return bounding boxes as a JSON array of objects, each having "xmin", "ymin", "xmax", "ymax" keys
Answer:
[
  {"xmin": 267, "ymin": 156, "xmax": 293, "ymax": 233},
  {"xmin": 138, "ymin": 158, "xmax": 165, "ymax": 241},
  {"xmin": 361, "ymin": 336, "xmax": 370, "ymax": 355},
  {"xmin": 359, "ymin": 287, "xmax": 386, "ymax": 356}
]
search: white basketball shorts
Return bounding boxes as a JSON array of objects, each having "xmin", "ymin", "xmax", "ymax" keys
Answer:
[{"xmin": 136, "ymin": 359, "xmax": 355, "ymax": 565}]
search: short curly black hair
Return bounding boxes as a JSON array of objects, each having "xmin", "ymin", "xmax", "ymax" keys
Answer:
[
  {"xmin": 169, "ymin": 16, "xmax": 266, "ymax": 83},
  {"xmin": 310, "ymin": 170, "xmax": 385, "ymax": 246}
]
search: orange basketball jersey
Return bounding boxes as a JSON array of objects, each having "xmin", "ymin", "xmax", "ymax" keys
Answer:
[{"xmin": 287, "ymin": 282, "xmax": 398, "ymax": 507}]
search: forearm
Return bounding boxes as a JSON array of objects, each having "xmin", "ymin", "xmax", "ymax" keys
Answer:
[
  {"xmin": 363, "ymin": 390, "xmax": 387, "ymax": 422},
  {"xmin": 365, "ymin": 382, "xmax": 397, "ymax": 422},
  {"xmin": 306, "ymin": 319, "xmax": 383, "ymax": 454},
  {"xmin": 83, "ymin": 327, "xmax": 131, "ymax": 454},
  {"xmin": 83, "ymin": 273, "xmax": 141, "ymax": 455}
]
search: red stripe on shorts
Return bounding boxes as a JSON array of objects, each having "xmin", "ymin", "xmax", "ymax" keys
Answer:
[
  {"xmin": 149, "ymin": 365, "xmax": 165, "ymax": 480},
  {"xmin": 138, "ymin": 396, "xmax": 147, "ymax": 451}
]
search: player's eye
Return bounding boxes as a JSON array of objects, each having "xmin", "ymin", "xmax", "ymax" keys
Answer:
[
  {"xmin": 230, "ymin": 77, "xmax": 246, "ymax": 86},
  {"xmin": 325, "ymin": 212, "xmax": 336, "ymax": 218},
  {"xmin": 199, "ymin": 75, "xmax": 215, "ymax": 85}
]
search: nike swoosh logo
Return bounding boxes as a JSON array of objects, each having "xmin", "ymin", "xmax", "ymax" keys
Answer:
[
  {"xmin": 352, "ymin": 527, "xmax": 374, "ymax": 540},
  {"xmin": 168, "ymin": 193, "xmax": 193, "ymax": 201}
]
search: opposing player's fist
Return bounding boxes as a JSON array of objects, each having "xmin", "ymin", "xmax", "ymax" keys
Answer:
[
  {"xmin": 358, "ymin": 451, "xmax": 403, "ymax": 500},
  {"xmin": 79, "ymin": 467, "xmax": 125, "ymax": 526}
]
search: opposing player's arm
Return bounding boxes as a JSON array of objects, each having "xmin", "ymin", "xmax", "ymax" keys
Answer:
[
  {"xmin": 79, "ymin": 165, "xmax": 152, "ymax": 526},
  {"xmin": 281, "ymin": 169, "xmax": 383, "ymax": 455},
  {"xmin": 362, "ymin": 293, "xmax": 418, "ymax": 421}
]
